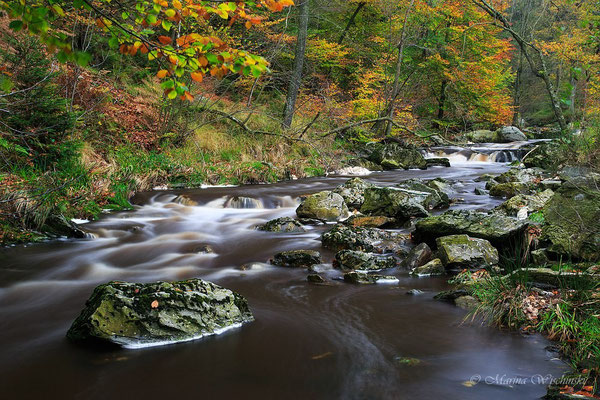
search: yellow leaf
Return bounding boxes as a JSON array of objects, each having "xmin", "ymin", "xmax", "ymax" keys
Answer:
[{"xmin": 173, "ymin": 0, "xmax": 182, "ymax": 10}]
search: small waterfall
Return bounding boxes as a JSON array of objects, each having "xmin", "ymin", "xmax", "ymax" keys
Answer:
[
  {"xmin": 423, "ymin": 141, "xmax": 540, "ymax": 163},
  {"xmin": 224, "ymin": 196, "xmax": 264, "ymax": 209}
]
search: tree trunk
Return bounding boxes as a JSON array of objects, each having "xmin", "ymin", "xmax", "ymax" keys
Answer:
[
  {"xmin": 512, "ymin": 50, "xmax": 523, "ymax": 126},
  {"xmin": 282, "ymin": 0, "xmax": 309, "ymax": 129},
  {"xmin": 472, "ymin": 0, "xmax": 567, "ymax": 132},
  {"xmin": 338, "ymin": 2, "xmax": 366, "ymax": 45},
  {"xmin": 373, "ymin": 0, "xmax": 415, "ymax": 136}
]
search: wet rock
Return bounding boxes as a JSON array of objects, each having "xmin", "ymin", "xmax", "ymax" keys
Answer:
[
  {"xmin": 334, "ymin": 250, "xmax": 397, "ymax": 271},
  {"xmin": 413, "ymin": 210, "xmax": 528, "ymax": 248},
  {"xmin": 411, "ymin": 258, "xmax": 445, "ymax": 276},
  {"xmin": 507, "ymin": 267, "xmax": 593, "ymax": 288},
  {"xmin": 493, "ymin": 189, "xmax": 554, "ymax": 217},
  {"xmin": 474, "ymin": 187, "xmax": 488, "ymax": 196},
  {"xmin": 347, "ymin": 158, "xmax": 384, "ymax": 171},
  {"xmin": 194, "ymin": 245, "xmax": 214, "ymax": 254},
  {"xmin": 406, "ymin": 289, "xmax": 424, "ymax": 295},
  {"xmin": 296, "ymin": 191, "xmax": 349, "ymax": 222},
  {"xmin": 66, "ymin": 279, "xmax": 253, "ymax": 348},
  {"xmin": 401, "ymin": 243, "xmax": 433, "ymax": 270},
  {"xmin": 541, "ymin": 184, "xmax": 600, "ymax": 261},
  {"xmin": 271, "ymin": 250, "xmax": 323, "ymax": 268},
  {"xmin": 322, "ymin": 224, "xmax": 410, "ymax": 254},
  {"xmin": 173, "ymin": 195, "xmax": 198, "ymax": 206},
  {"xmin": 366, "ymin": 143, "xmax": 428, "ymax": 170},
  {"xmin": 332, "ymin": 178, "xmax": 375, "ymax": 210},
  {"xmin": 436, "ymin": 235, "xmax": 499, "ymax": 269},
  {"xmin": 425, "ymin": 158, "xmax": 451, "ymax": 167},
  {"xmin": 497, "ymin": 126, "xmax": 527, "ymax": 142},
  {"xmin": 360, "ymin": 187, "xmax": 430, "ymax": 220},
  {"xmin": 427, "ymin": 177, "xmax": 453, "ymax": 196},
  {"xmin": 258, "ymin": 217, "xmax": 306, "ymax": 233},
  {"xmin": 307, "ymin": 274, "xmax": 326, "ymax": 283},
  {"xmin": 476, "ymin": 173, "xmax": 498, "ymax": 182},
  {"xmin": 344, "ymin": 215, "xmax": 397, "ymax": 228},
  {"xmin": 466, "ymin": 129, "xmax": 498, "ymax": 143},
  {"xmin": 43, "ymin": 215, "xmax": 88, "ymax": 239},
  {"xmin": 308, "ymin": 263, "xmax": 333, "ymax": 273},
  {"xmin": 395, "ymin": 179, "xmax": 451, "ymax": 209},
  {"xmin": 493, "ymin": 167, "xmax": 550, "ymax": 186},
  {"xmin": 488, "ymin": 182, "xmax": 529, "ymax": 198},
  {"xmin": 455, "ymin": 295, "xmax": 479, "ymax": 310},
  {"xmin": 343, "ymin": 271, "xmax": 398, "ymax": 284}
]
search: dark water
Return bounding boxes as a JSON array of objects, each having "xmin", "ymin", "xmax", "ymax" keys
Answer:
[{"xmin": 0, "ymin": 149, "xmax": 567, "ymax": 399}]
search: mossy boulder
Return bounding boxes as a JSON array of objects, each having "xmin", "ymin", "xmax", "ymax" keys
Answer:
[
  {"xmin": 411, "ymin": 258, "xmax": 445, "ymax": 276},
  {"xmin": 466, "ymin": 129, "xmax": 499, "ymax": 143},
  {"xmin": 347, "ymin": 158, "xmax": 384, "ymax": 171},
  {"xmin": 66, "ymin": 279, "xmax": 253, "ymax": 348},
  {"xmin": 493, "ymin": 189, "xmax": 554, "ymax": 218},
  {"xmin": 334, "ymin": 250, "xmax": 397, "ymax": 271},
  {"xmin": 271, "ymin": 250, "xmax": 322, "ymax": 268},
  {"xmin": 497, "ymin": 126, "xmax": 527, "ymax": 142},
  {"xmin": 360, "ymin": 187, "xmax": 430, "ymax": 220},
  {"xmin": 541, "ymin": 183, "xmax": 600, "ymax": 261},
  {"xmin": 522, "ymin": 142, "xmax": 564, "ymax": 170},
  {"xmin": 322, "ymin": 224, "xmax": 410, "ymax": 254},
  {"xmin": 296, "ymin": 191, "xmax": 349, "ymax": 222},
  {"xmin": 436, "ymin": 235, "xmax": 499, "ymax": 269},
  {"xmin": 366, "ymin": 143, "xmax": 428, "ymax": 170},
  {"xmin": 343, "ymin": 215, "xmax": 397, "ymax": 228},
  {"xmin": 413, "ymin": 210, "xmax": 528, "ymax": 249},
  {"xmin": 332, "ymin": 178, "xmax": 375, "ymax": 210},
  {"xmin": 426, "ymin": 157, "xmax": 451, "ymax": 167},
  {"xmin": 401, "ymin": 242, "xmax": 433, "ymax": 270},
  {"xmin": 258, "ymin": 217, "xmax": 306, "ymax": 233},
  {"xmin": 488, "ymin": 182, "xmax": 530, "ymax": 198},
  {"xmin": 396, "ymin": 179, "xmax": 450, "ymax": 209}
]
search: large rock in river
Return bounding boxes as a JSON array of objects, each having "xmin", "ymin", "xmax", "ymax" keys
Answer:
[
  {"xmin": 271, "ymin": 250, "xmax": 322, "ymax": 268},
  {"xmin": 541, "ymin": 181, "xmax": 600, "ymax": 261},
  {"xmin": 332, "ymin": 178, "xmax": 375, "ymax": 210},
  {"xmin": 67, "ymin": 279, "xmax": 253, "ymax": 348},
  {"xmin": 436, "ymin": 235, "xmax": 499, "ymax": 269},
  {"xmin": 296, "ymin": 191, "xmax": 349, "ymax": 221},
  {"xmin": 366, "ymin": 143, "xmax": 427, "ymax": 170},
  {"xmin": 413, "ymin": 210, "xmax": 528, "ymax": 248},
  {"xmin": 497, "ymin": 126, "xmax": 527, "ymax": 142},
  {"xmin": 322, "ymin": 224, "xmax": 410, "ymax": 254},
  {"xmin": 360, "ymin": 187, "xmax": 430, "ymax": 220},
  {"xmin": 258, "ymin": 217, "xmax": 306, "ymax": 233},
  {"xmin": 334, "ymin": 250, "xmax": 397, "ymax": 271}
]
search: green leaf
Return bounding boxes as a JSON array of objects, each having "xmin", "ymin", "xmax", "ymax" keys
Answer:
[
  {"xmin": 167, "ymin": 89, "xmax": 177, "ymax": 99},
  {"xmin": 162, "ymin": 20, "xmax": 172, "ymax": 31}
]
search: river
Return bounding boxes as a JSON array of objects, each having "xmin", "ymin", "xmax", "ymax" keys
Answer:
[{"xmin": 0, "ymin": 143, "xmax": 568, "ymax": 399}]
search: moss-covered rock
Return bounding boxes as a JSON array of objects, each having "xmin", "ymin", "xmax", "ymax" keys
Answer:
[
  {"xmin": 343, "ymin": 215, "xmax": 397, "ymax": 228},
  {"xmin": 296, "ymin": 191, "xmax": 349, "ymax": 222},
  {"xmin": 497, "ymin": 126, "xmax": 527, "ymax": 142},
  {"xmin": 541, "ymin": 182, "xmax": 600, "ymax": 262},
  {"xmin": 466, "ymin": 129, "xmax": 499, "ymax": 143},
  {"xmin": 522, "ymin": 142, "xmax": 564, "ymax": 170},
  {"xmin": 426, "ymin": 157, "xmax": 451, "ymax": 167},
  {"xmin": 493, "ymin": 189, "xmax": 554, "ymax": 217},
  {"xmin": 322, "ymin": 224, "xmax": 410, "ymax": 254},
  {"xmin": 258, "ymin": 217, "xmax": 306, "ymax": 233},
  {"xmin": 366, "ymin": 143, "xmax": 428, "ymax": 170},
  {"xmin": 488, "ymin": 182, "xmax": 530, "ymax": 198},
  {"xmin": 66, "ymin": 279, "xmax": 253, "ymax": 348},
  {"xmin": 436, "ymin": 235, "xmax": 499, "ymax": 269},
  {"xmin": 396, "ymin": 179, "xmax": 450, "ymax": 209},
  {"xmin": 413, "ymin": 210, "xmax": 528, "ymax": 249},
  {"xmin": 271, "ymin": 250, "xmax": 322, "ymax": 268},
  {"xmin": 411, "ymin": 258, "xmax": 445, "ymax": 276},
  {"xmin": 334, "ymin": 250, "xmax": 397, "ymax": 271},
  {"xmin": 347, "ymin": 158, "xmax": 384, "ymax": 171},
  {"xmin": 332, "ymin": 178, "xmax": 375, "ymax": 210},
  {"xmin": 360, "ymin": 187, "xmax": 430, "ymax": 220}
]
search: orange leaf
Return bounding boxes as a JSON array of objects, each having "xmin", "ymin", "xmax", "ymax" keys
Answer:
[
  {"xmin": 191, "ymin": 71, "xmax": 203, "ymax": 82},
  {"xmin": 157, "ymin": 69, "xmax": 168, "ymax": 78},
  {"xmin": 151, "ymin": 300, "xmax": 159, "ymax": 309},
  {"xmin": 183, "ymin": 91, "xmax": 194, "ymax": 101},
  {"xmin": 158, "ymin": 36, "xmax": 172, "ymax": 45},
  {"xmin": 198, "ymin": 56, "xmax": 208, "ymax": 67}
]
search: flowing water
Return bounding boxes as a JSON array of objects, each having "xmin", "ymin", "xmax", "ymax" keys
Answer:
[{"xmin": 0, "ymin": 142, "xmax": 567, "ymax": 399}]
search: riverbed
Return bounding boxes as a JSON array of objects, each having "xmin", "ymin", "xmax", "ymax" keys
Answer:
[{"xmin": 0, "ymin": 144, "xmax": 568, "ymax": 399}]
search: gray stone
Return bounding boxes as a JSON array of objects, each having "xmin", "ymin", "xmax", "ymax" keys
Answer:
[
  {"xmin": 343, "ymin": 271, "xmax": 398, "ymax": 284},
  {"xmin": 436, "ymin": 235, "xmax": 499, "ymax": 269},
  {"xmin": 401, "ymin": 243, "xmax": 433, "ymax": 270},
  {"xmin": 360, "ymin": 187, "xmax": 430, "ymax": 220},
  {"xmin": 322, "ymin": 224, "xmax": 410, "ymax": 254},
  {"xmin": 66, "ymin": 279, "xmax": 253, "ymax": 348},
  {"xmin": 455, "ymin": 295, "xmax": 479, "ymax": 310},
  {"xmin": 332, "ymin": 178, "xmax": 375, "ymax": 210},
  {"xmin": 258, "ymin": 217, "xmax": 306, "ymax": 233},
  {"xmin": 271, "ymin": 250, "xmax": 323, "ymax": 268},
  {"xmin": 411, "ymin": 258, "xmax": 445, "ymax": 276},
  {"xmin": 334, "ymin": 250, "xmax": 397, "ymax": 271},
  {"xmin": 497, "ymin": 126, "xmax": 527, "ymax": 142},
  {"xmin": 296, "ymin": 191, "xmax": 350, "ymax": 222}
]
